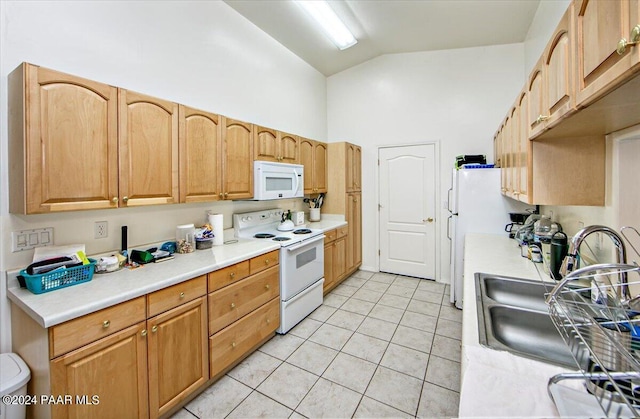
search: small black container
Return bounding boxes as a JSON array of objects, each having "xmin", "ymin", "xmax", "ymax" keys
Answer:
[{"xmin": 550, "ymin": 231, "xmax": 569, "ymax": 280}]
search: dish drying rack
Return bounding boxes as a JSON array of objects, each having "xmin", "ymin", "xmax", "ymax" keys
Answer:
[{"xmin": 545, "ymin": 226, "xmax": 640, "ymax": 417}]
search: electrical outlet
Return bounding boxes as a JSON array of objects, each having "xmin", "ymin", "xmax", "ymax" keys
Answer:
[{"xmin": 95, "ymin": 221, "xmax": 108, "ymax": 239}]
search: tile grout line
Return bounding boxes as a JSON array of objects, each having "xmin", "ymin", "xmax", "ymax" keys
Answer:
[{"xmin": 182, "ymin": 271, "xmax": 461, "ymax": 419}]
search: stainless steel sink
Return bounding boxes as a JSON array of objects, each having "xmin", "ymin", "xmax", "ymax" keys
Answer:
[{"xmin": 475, "ymin": 273, "xmax": 578, "ymax": 369}]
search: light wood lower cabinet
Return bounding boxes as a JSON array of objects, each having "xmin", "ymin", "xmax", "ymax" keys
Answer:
[
  {"xmin": 208, "ymin": 265, "xmax": 279, "ymax": 335},
  {"xmin": 207, "ymin": 257, "xmax": 280, "ymax": 379},
  {"xmin": 50, "ymin": 322, "xmax": 149, "ymax": 419},
  {"xmin": 13, "ymin": 252, "xmax": 281, "ymax": 419},
  {"xmin": 147, "ymin": 296, "xmax": 208, "ymax": 418},
  {"xmin": 322, "ymin": 226, "xmax": 349, "ymax": 294},
  {"xmin": 323, "ymin": 226, "xmax": 348, "ymax": 294},
  {"xmin": 209, "ymin": 298, "xmax": 279, "ymax": 378},
  {"xmin": 347, "ymin": 193, "xmax": 362, "ymax": 272}
]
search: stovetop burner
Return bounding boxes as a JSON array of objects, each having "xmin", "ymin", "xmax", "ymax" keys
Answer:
[
  {"xmin": 293, "ymin": 229, "xmax": 312, "ymax": 234},
  {"xmin": 273, "ymin": 237, "xmax": 291, "ymax": 242},
  {"xmin": 254, "ymin": 233, "xmax": 276, "ymax": 239}
]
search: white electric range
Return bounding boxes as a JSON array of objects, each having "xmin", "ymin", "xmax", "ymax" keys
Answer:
[{"xmin": 233, "ymin": 209, "xmax": 325, "ymax": 334}]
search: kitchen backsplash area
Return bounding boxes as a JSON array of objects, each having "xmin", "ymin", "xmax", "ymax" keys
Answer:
[{"xmin": 3, "ymin": 198, "xmax": 308, "ymax": 272}]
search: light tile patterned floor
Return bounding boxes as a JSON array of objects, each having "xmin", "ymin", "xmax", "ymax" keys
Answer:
[{"xmin": 171, "ymin": 270, "xmax": 462, "ymax": 419}]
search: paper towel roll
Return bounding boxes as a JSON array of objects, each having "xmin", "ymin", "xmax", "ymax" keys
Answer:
[{"xmin": 208, "ymin": 213, "xmax": 224, "ymax": 246}]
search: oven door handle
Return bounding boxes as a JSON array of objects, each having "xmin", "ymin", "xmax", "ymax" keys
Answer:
[{"xmin": 286, "ymin": 235, "xmax": 325, "ymax": 252}]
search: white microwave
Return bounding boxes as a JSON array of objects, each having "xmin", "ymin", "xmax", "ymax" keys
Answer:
[{"xmin": 253, "ymin": 161, "xmax": 304, "ymax": 200}]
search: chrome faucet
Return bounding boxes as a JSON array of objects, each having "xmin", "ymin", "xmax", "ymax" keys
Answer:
[{"xmin": 561, "ymin": 225, "xmax": 629, "ymax": 299}]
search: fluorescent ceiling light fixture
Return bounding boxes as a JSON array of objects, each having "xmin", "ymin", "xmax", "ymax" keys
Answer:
[{"xmin": 295, "ymin": 0, "xmax": 357, "ymax": 50}]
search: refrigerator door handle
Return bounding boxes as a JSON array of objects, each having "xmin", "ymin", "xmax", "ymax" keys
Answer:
[
  {"xmin": 446, "ymin": 187, "xmax": 453, "ymax": 213},
  {"xmin": 447, "ymin": 215, "xmax": 452, "ymax": 240}
]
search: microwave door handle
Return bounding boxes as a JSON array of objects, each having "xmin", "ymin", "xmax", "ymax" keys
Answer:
[{"xmin": 295, "ymin": 170, "xmax": 301, "ymax": 194}]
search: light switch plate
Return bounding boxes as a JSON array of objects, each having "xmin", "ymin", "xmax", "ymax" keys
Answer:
[{"xmin": 12, "ymin": 227, "xmax": 54, "ymax": 252}]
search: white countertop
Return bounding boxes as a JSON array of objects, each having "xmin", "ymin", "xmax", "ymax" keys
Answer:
[
  {"xmin": 306, "ymin": 214, "xmax": 347, "ymax": 231},
  {"xmin": 7, "ymin": 220, "xmax": 348, "ymax": 329},
  {"xmin": 459, "ymin": 233, "xmax": 573, "ymax": 418}
]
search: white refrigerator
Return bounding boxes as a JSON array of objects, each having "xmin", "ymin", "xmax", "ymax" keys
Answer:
[{"xmin": 447, "ymin": 168, "xmax": 533, "ymax": 309}]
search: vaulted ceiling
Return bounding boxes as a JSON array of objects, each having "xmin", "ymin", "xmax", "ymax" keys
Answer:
[{"xmin": 225, "ymin": 0, "xmax": 542, "ymax": 76}]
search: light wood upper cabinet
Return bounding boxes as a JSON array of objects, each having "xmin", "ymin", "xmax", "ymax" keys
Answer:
[
  {"xmin": 178, "ymin": 105, "xmax": 221, "ymax": 203},
  {"xmin": 528, "ymin": 59, "xmax": 546, "ymax": 139},
  {"xmin": 300, "ymin": 137, "xmax": 328, "ymax": 194},
  {"xmin": 279, "ymin": 132, "xmax": 300, "ymax": 164},
  {"xmin": 346, "ymin": 143, "xmax": 362, "ymax": 192},
  {"xmin": 254, "ymin": 126, "xmax": 299, "ymax": 163},
  {"xmin": 543, "ymin": 7, "xmax": 574, "ymax": 128},
  {"xmin": 527, "ymin": 6, "xmax": 575, "ymax": 141},
  {"xmin": 517, "ymin": 91, "xmax": 531, "ymax": 203},
  {"xmin": 222, "ymin": 117, "xmax": 253, "ymax": 200},
  {"xmin": 300, "ymin": 138, "xmax": 314, "ymax": 193},
  {"xmin": 147, "ymin": 296, "xmax": 209, "ymax": 418},
  {"xmin": 50, "ymin": 322, "xmax": 149, "ymax": 419},
  {"xmin": 118, "ymin": 89, "xmax": 179, "ymax": 207},
  {"xmin": 254, "ymin": 125, "xmax": 278, "ymax": 162},
  {"xmin": 9, "ymin": 63, "xmax": 119, "ymax": 214},
  {"xmin": 575, "ymin": 0, "xmax": 640, "ymax": 107},
  {"xmin": 314, "ymin": 141, "xmax": 328, "ymax": 193}
]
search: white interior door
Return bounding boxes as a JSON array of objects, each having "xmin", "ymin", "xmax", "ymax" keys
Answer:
[{"xmin": 379, "ymin": 144, "xmax": 436, "ymax": 279}]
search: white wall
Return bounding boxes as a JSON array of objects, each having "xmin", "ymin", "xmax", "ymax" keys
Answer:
[
  {"xmin": 327, "ymin": 44, "xmax": 525, "ymax": 280},
  {"xmin": 0, "ymin": 0, "xmax": 326, "ymax": 352}
]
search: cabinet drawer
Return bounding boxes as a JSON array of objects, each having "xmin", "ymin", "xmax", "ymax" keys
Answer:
[
  {"xmin": 49, "ymin": 296, "xmax": 146, "ymax": 358},
  {"xmin": 249, "ymin": 250, "xmax": 279, "ymax": 275},
  {"xmin": 147, "ymin": 275, "xmax": 207, "ymax": 317},
  {"xmin": 209, "ymin": 298, "xmax": 279, "ymax": 378},
  {"xmin": 324, "ymin": 229, "xmax": 337, "ymax": 243},
  {"xmin": 336, "ymin": 225, "xmax": 348, "ymax": 239},
  {"xmin": 208, "ymin": 265, "xmax": 279, "ymax": 334},
  {"xmin": 208, "ymin": 261, "xmax": 250, "ymax": 293}
]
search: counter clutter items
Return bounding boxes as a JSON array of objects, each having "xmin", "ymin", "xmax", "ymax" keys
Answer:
[
  {"xmin": 7, "ymin": 220, "xmax": 346, "ymax": 418},
  {"xmin": 18, "ymin": 245, "xmax": 96, "ymax": 294}
]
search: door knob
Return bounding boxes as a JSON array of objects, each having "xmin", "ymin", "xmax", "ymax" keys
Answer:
[{"xmin": 423, "ymin": 218, "xmax": 434, "ymax": 223}]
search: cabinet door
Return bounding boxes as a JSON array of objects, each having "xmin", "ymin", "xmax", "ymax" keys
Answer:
[
  {"xmin": 147, "ymin": 297, "xmax": 209, "ymax": 418},
  {"xmin": 496, "ymin": 125, "xmax": 505, "ymax": 194},
  {"xmin": 334, "ymin": 236, "xmax": 347, "ymax": 283},
  {"xmin": 575, "ymin": 0, "xmax": 640, "ymax": 106},
  {"xmin": 222, "ymin": 118, "xmax": 253, "ymax": 200},
  {"xmin": 354, "ymin": 145, "xmax": 362, "ymax": 191},
  {"xmin": 179, "ymin": 105, "xmax": 221, "ymax": 203},
  {"xmin": 18, "ymin": 64, "xmax": 118, "ymax": 213},
  {"xmin": 503, "ymin": 114, "xmax": 513, "ymax": 196},
  {"xmin": 346, "ymin": 143, "xmax": 362, "ymax": 192},
  {"xmin": 300, "ymin": 137, "xmax": 315, "ymax": 194},
  {"xmin": 517, "ymin": 91, "xmax": 531, "ymax": 203},
  {"xmin": 347, "ymin": 193, "xmax": 362, "ymax": 272},
  {"xmin": 544, "ymin": 8, "xmax": 574, "ymax": 128},
  {"xmin": 279, "ymin": 131, "xmax": 300, "ymax": 164},
  {"xmin": 254, "ymin": 125, "xmax": 278, "ymax": 162},
  {"xmin": 50, "ymin": 322, "xmax": 148, "ymax": 419},
  {"xmin": 314, "ymin": 141, "xmax": 328, "ymax": 193},
  {"xmin": 323, "ymin": 242, "xmax": 335, "ymax": 293},
  {"xmin": 118, "ymin": 89, "xmax": 179, "ymax": 207},
  {"xmin": 528, "ymin": 59, "xmax": 546, "ymax": 139}
]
